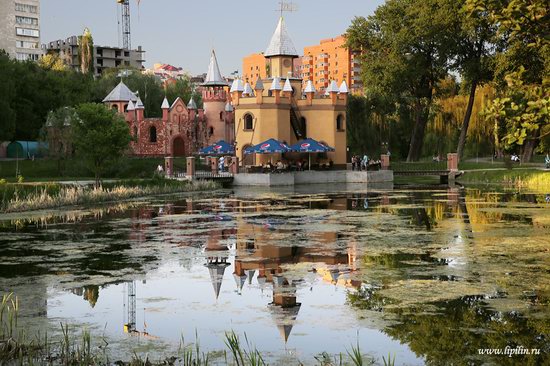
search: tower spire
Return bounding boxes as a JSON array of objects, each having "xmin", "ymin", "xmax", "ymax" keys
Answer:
[{"xmin": 202, "ymin": 49, "xmax": 228, "ymax": 87}]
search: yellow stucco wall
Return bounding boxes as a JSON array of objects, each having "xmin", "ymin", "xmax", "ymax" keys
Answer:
[{"xmin": 234, "ymin": 92, "xmax": 348, "ymax": 166}]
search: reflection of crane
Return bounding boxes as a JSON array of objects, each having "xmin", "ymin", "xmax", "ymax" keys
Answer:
[
  {"xmin": 123, "ymin": 281, "xmax": 158, "ymax": 338},
  {"xmin": 117, "ymin": 0, "xmax": 141, "ymax": 50}
]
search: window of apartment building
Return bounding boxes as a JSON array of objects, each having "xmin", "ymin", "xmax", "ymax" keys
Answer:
[
  {"xmin": 124, "ymin": 51, "xmax": 130, "ymax": 57},
  {"xmin": 15, "ymin": 3, "xmax": 38, "ymax": 13},
  {"xmin": 16, "ymin": 40, "xmax": 38, "ymax": 49},
  {"xmin": 15, "ymin": 16, "xmax": 38, "ymax": 25},
  {"xmin": 16, "ymin": 52, "xmax": 39, "ymax": 61},
  {"xmin": 16, "ymin": 27, "xmax": 39, "ymax": 37}
]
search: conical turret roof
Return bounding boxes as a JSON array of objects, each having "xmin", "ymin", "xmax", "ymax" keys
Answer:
[
  {"xmin": 161, "ymin": 97, "xmax": 170, "ymax": 109},
  {"xmin": 203, "ymin": 50, "xmax": 228, "ymax": 87},
  {"xmin": 102, "ymin": 81, "xmax": 138, "ymax": 103},
  {"xmin": 187, "ymin": 97, "xmax": 197, "ymax": 110},
  {"xmin": 265, "ymin": 17, "xmax": 298, "ymax": 58}
]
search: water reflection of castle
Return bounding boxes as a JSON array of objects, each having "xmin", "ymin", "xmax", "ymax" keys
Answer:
[{"xmin": 202, "ymin": 196, "xmax": 363, "ymax": 343}]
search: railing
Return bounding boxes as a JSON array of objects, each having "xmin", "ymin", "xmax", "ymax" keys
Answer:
[{"xmin": 390, "ymin": 161, "xmax": 447, "ymax": 172}]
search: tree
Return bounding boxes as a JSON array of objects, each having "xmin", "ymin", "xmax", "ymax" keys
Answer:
[
  {"xmin": 41, "ymin": 107, "xmax": 80, "ymax": 175},
  {"xmin": 346, "ymin": 0, "xmax": 460, "ymax": 161},
  {"xmin": 78, "ymin": 28, "xmax": 94, "ymax": 75},
  {"xmin": 165, "ymin": 76, "xmax": 202, "ymax": 107},
  {"xmin": 482, "ymin": 68, "xmax": 549, "ymax": 160},
  {"xmin": 38, "ymin": 53, "xmax": 68, "ymax": 71},
  {"xmin": 73, "ymin": 103, "xmax": 132, "ymax": 186},
  {"xmin": 467, "ymin": 0, "xmax": 549, "ymax": 160},
  {"xmin": 0, "ymin": 51, "xmax": 16, "ymax": 141},
  {"xmin": 453, "ymin": 1, "xmax": 498, "ymax": 159}
]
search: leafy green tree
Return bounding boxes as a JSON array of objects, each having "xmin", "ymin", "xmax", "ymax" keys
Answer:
[
  {"xmin": 453, "ymin": 2, "xmax": 499, "ymax": 159},
  {"xmin": 73, "ymin": 103, "xmax": 132, "ymax": 186},
  {"xmin": 0, "ymin": 51, "xmax": 16, "ymax": 141},
  {"xmin": 482, "ymin": 68, "xmax": 549, "ymax": 159},
  {"xmin": 467, "ymin": 0, "xmax": 549, "ymax": 160},
  {"xmin": 346, "ymin": 0, "xmax": 461, "ymax": 161},
  {"xmin": 165, "ymin": 76, "xmax": 202, "ymax": 107}
]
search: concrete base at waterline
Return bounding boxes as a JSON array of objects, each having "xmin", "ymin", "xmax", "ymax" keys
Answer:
[{"xmin": 232, "ymin": 170, "xmax": 393, "ymax": 186}]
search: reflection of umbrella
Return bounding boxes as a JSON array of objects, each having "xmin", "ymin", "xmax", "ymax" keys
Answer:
[
  {"xmin": 198, "ymin": 140, "xmax": 235, "ymax": 156},
  {"xmin": 288, "ymin": 138, "xmax": 335, "ymax": 171}
]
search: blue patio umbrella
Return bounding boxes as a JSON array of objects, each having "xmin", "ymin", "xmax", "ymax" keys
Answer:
[
  {"xmin": 198, "ymin": 140, "xmax": 235, "ymax": 156},
  {"xmin": 289, "ymin": 138, "xmax": 335, "ymax": 153},
  {"xmin": 288, "ymin": 138, "xmax": 335, "ymax": 170},
  {"xmin": 244, "ymin": 139, "xmax": 291, "ymax": 154}
]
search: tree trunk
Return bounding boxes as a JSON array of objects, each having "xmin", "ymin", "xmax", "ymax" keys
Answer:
[
  {"xmin": 521, "ymin": 133, "xmax": 539, "ymax": 163},
  {"xmin": 456, "ymin": 79, "xmax": 478, "ymax": 161},
  {"xmin": 407, "ymin": 100, "xmax": 429, "ymax": 162}
]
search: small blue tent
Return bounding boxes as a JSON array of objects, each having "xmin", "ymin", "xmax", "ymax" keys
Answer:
[{"xmin": 6, "ymin": 141, "xmax": 47, "ymax": 159}]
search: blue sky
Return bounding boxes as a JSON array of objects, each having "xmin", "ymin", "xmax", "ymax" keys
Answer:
[{"xmin": 42, "ymin": 0, "xmax": 384, "ymax": 75}]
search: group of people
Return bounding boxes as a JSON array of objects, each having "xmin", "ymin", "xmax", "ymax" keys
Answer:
[
  {"xmin": 351, "ymin": 154, "xmax": 382, "ymax": 171},
  {"xmin": 261, "ymin": 159, "xmax": 327, "ymax": 172}
]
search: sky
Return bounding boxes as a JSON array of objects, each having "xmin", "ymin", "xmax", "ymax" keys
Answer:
[{"xmin": 41, "ymin": 0, "xmax": 384, "ymax": 75}]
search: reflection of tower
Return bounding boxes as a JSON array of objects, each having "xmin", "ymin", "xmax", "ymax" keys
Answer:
[
  {"xmin": 123, "ymin": 281, "xmax": 136, "ymax": 333},
  {"xmin": 206, "ymin": 258, "xmax": 230, "ymax": 299},
  {"xmin": 270, "ymin": 275, "xmax": 301, "ymax": 343}
]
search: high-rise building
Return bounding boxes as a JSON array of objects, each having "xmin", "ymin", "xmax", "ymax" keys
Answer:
[
  {"xmin": 301, "ymin": 36, "xmax": 363, "ymax": 94},
  {"xmin": 44, "ymin": 35, "xmax": 145, "ymax": 76},
  {"xmin": 0, "ymin": 0, "xmax": 42, "ymax": 61}
]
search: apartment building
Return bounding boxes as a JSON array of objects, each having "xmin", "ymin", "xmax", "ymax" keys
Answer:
[
  {"xmin": 44, "ymin": 35, "xmax": 145, "ymax": 76},
  {"xmin": 301, "ymin": 36, "xmax": 363, "ymax": 94},
  {"xmin": 0, "ymin": 0, "xmax": 42, "ymax": 61}
]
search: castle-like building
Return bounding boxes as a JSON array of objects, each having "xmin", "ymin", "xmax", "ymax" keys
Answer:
[
  {"xmin": 102, "ymin": 50, "xmax": 234, "ymax": 157},
  {"xmin": 103, "ymin": 16, "xmax": 348, "ymax": 166},
  {"xmin": 230, "ymin": 17, "xmax": 348, "ymax": 166}
]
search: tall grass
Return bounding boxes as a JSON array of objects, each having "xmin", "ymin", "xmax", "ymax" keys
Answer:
[
  {"xmin": 1, "ymin": 179, "xmax": 219, "ymax": 213},
  {"xmin": 1, "ymin": 293, "xmax": 397, "ymax": 365}
]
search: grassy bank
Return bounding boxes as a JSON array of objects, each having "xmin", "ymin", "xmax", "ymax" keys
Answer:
[
  {"xmin": 0, "ymin": 177, "xmax": 218, "ymax": 213},
  {"xmin": 0, "ymin": 157, "xmax": 188, "ymax": 182},
  {"xmin": 459, "ymin": 169, "xmax": 550, "ymax": 190},
  {"xmin": 0, "ymin": 294, "xmax": 396, "ymax": 366}
]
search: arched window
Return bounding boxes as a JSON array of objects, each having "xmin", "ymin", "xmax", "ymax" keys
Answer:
[
  {"xmin": 111, "ymin": 104, "xmax": 119, "ymax": 112},
  {"xmin": 244, "ymin": 114, "xmax": 254, "ymax": 130},
  {"xmin": 336, "ymin": 115, "xmax": 345, "ymax": 131},
  {"xmin": 149, "ymin": 126, "xmax": 157, "ymax": 143},
  {"xmin": 133, "ymin": 126, "xmax": 138, "ymax": 139},
  {"xmin": 220, "ymin": 111, "xmax": 224, "ymax": 121},
  {"xmin": 123, "ymin": 104, "xmax": 128, "ymax": 112},
  {"xmin": 209, "ymin": 127, "xmax": 214, "ymax": 136}
]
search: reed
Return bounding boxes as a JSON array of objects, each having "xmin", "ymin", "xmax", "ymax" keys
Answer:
[
  {"xmin": 1, "ymin": 294, "xmax": 397, "ymax": 365},
  {"xmin": 1, "ymin": 179, "xmax": 219, "ymax": 213}
]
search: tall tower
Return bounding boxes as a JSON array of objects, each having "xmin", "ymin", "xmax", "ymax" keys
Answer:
[
  {"xmin": 201, "ymin": 50, "xmax": 230, "ymax": 143},
  {"xmin": 264, "ymin": 17, "xmax": 299, "ymax": 78},
  {"xmin": 117, "ymin": 0, "xmax": 131, "ymax": 50}
]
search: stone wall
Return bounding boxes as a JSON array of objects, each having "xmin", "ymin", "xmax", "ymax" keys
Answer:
[{"xmin": 233, "ymin": 170, "xmax": 394, "ymax": 186}]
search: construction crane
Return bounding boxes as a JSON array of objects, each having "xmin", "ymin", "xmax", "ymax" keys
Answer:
[
  {"xmin": 123, "ymin": 281, "xmax": 157, "ymax": 338},
  {"xmin": 117, "ymin": 0, "xmax": 141, "ymax": 50}
]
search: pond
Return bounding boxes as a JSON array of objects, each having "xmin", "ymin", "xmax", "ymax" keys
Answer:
[{"xmin": 1, "ymin": 184, "xmax": 549, "ymax": 365}]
